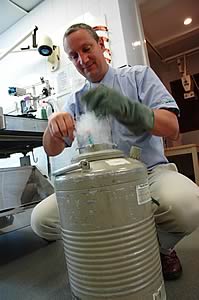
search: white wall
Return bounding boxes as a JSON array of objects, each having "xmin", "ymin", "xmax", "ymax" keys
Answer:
[
  {"xmin": 118, "ymin": 0, "xmax": 149, "ymax": 66},
  {"xmin": 0, "ymin": 0, "xmax": 147, "ymax": 174},
  {"xmin": 0, "ymin": 0, "xmax": 127, "ymax": 112}
]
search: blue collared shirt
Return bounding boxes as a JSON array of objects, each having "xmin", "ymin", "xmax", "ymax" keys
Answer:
[{"xmin": 63, "ymin": 65, "xmax": 179, "ymax": 169}]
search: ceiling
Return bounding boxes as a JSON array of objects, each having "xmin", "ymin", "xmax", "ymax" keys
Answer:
[
  {"xmin": 0, "ymin": 0, "xmax": 44, "ymax": 35},
  {"xmin": 139, "ymin": 0, "xmax": 199, "ymax": 62}
]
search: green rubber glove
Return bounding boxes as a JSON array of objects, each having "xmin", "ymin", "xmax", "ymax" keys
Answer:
[{"xmin": 82, "ymin": 85, "xmax": 154, "ymax": 135}]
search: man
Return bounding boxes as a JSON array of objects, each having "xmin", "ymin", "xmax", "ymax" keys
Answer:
[{"xmin": 31, "ymin": 23, "xmax": 199, "ymax": 281}]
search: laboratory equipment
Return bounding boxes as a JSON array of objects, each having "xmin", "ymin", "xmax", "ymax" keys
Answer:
[
  {"xmin": 38, "ymin": 35, "xmax": 60, "ymax": 71},
  {"xmin": 54, "ymin": 143, "xmax": 166, "ymax": 300},
  {"xmin": 0, "ymin": 106, "xmax": 53, "ymax": 233}
]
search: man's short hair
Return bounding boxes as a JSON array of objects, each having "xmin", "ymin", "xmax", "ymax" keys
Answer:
[{"xmin": 63, "ymin": 23, "xmax": 99, "ymax": 44}]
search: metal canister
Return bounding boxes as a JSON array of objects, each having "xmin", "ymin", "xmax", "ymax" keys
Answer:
[{"xmin": 54, "ymin": 144, "xmax": 166, "ymax": 300}]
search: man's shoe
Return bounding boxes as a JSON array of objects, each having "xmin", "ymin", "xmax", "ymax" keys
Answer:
[{"xmin": 160, "ymin": 250, "xmax": 182, "ymax": 280}]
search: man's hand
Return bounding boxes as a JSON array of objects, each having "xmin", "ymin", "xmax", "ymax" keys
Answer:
[
  {"xmin": 43, "ymin": 112, "xmax": 75, "ymax": 156},
  {"xmin": 82, "ymin": 85, "xmax": 154, "ymax": 135},
  {"xmin": 48, "ymin": 112, "xmax": 75, "ymax": 142}
]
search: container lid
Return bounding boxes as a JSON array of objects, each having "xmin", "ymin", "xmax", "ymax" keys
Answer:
[{"xmin": 72, "ymin": 143, "xmax": 125, "ymax": 163}]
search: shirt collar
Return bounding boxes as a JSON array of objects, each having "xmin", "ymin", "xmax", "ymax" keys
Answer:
[{"xmin": 88, "ymin": 65, "xmax": 115, "ymax": 89}]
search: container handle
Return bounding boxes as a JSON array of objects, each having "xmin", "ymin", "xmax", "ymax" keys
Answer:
[{"xmin": 53, "ymin": 159, "xmax": 90, "ymax": 176}]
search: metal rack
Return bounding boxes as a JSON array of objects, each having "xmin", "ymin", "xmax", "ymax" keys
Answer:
[{"xmin": 0, "ymin": 107, "xmax": 54, "ymax": 233}]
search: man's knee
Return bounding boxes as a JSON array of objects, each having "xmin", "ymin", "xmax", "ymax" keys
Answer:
[
  {"xmin": 31, "ymin": 201, "xmax": 48, "ymax": 237},
  {"xmin": 174, "ymin": 197, "xmax": 199, "ymax": 233},
  {"xmin": 31, "ymin": 193, "xmax": 61, "ymax": 241},
  {"xmin": 150, "ymin": 168, "xmax": 199, "ymax": 233},
  {"xmin": 155, "ymin": 186, "xmax": 199, "ymax": 234}
]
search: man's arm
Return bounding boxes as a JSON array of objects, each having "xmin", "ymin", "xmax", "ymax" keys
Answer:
[
  {"xmin": 82, "ymin": 85, "xmax": 180, "ymax": 138},
  {"xmin": 151, "ymin": 109, "xmax": 179, "ymax": 140},
  {"xmin": 43, "ymin": 112, "xmax": 75, "ymax": 156}
]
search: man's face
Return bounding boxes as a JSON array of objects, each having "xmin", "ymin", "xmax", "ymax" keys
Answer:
[{"xmin": 64, "ymin": 29, "xmax": 108, "ymax": 82}]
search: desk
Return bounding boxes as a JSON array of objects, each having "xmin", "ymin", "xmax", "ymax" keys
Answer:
[{"xmin": 165, "ymin": 144, "xmax": 199, "ymax": 185}]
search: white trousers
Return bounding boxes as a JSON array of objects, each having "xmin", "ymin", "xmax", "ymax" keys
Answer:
[{"xmin": 31, "ymin": 163, "xmax": 199, "ymax": 250}]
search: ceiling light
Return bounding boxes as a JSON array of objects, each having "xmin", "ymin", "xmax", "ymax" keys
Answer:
[{"xmin": 184, "ymin": 18, "xmax": 192, "ymax": 25}]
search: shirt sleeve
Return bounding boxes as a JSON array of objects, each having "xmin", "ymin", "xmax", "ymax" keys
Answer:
[{"xmin": 135, "ymin": 65, "xmax": 179, "ymax": 115}]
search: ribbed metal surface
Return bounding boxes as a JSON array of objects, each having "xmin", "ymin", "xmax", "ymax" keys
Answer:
[
  {"xmin": 62, "ymin": 215, "xmax": 162, "ymax": 298},
  {"xmin": 55, "ymin": 147, "xmax": 166, "ymax": 300}
]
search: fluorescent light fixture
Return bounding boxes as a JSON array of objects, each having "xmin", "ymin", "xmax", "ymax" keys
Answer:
[{"xmin": 184, "ymin": 18, "xmax": 192, "ymax": 25}]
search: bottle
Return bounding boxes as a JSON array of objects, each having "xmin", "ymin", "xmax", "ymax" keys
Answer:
[{"xmin": 41, "ymin": 107, "xmax": 48, "ymax": 119}]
